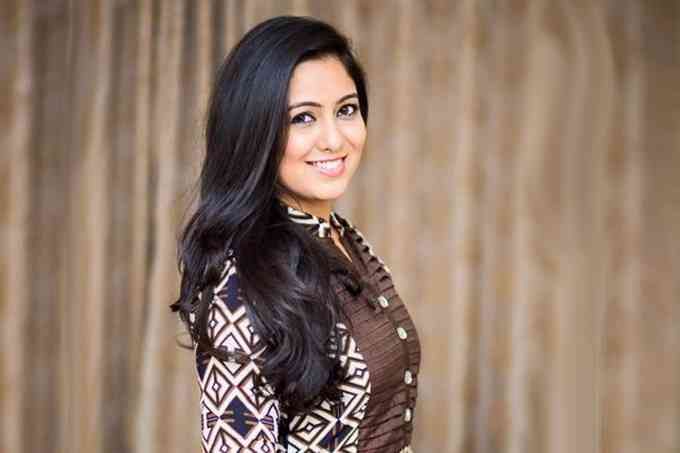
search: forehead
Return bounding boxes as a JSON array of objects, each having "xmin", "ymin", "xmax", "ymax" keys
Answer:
[{"xmin": 288, "ymin": 57, "xmax": 356, "ymax": 100}]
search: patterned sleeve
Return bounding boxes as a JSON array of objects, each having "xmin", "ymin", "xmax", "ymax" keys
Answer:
[{"xmin": 194, "ymin": 260, "xmax": 284, "ymax": 452}]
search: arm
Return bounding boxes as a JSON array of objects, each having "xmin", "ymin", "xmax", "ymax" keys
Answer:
[{"xmin": 195, "ymin": 261, "xmax": 283, "ymax": 452}]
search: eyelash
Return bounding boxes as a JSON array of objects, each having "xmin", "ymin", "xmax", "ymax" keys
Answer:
[{"xmin": 290, "ymin": 103, "xmax": 359, "ymax": 125}]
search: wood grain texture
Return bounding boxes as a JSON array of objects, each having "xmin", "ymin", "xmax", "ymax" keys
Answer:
[
  {"xmin": 1, "ymin": 1, "xmax": 32, "ymax": 452},
  {"xmin": 1, "ymin": 1, "xmax": 678, "ymax": 452}
]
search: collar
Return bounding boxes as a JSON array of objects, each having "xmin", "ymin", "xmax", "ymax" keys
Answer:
[{"xmin": 279, "ymin": 200, "xmax": 346, "ymax": 239}]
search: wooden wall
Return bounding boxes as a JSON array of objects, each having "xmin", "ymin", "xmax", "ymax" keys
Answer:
[{"xmin": 2, "ymin": 1, "xmax": 679, "ymax": 452}]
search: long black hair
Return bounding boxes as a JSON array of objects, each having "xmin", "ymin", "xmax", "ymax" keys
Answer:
[{"xmin": 170, "ymin": 16, "xmax": 370, "ymax": 413}]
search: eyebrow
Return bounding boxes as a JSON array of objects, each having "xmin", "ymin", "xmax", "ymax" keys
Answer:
[{"xmin": 287, "ymin": 93, "xmax": 359, "ymax": 111}]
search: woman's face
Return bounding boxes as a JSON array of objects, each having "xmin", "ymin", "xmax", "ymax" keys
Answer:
[{"xmin": 277, "ymin": 56, "xmax": 366, "ymax": 218}]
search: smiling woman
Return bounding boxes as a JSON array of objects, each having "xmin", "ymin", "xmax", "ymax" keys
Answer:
[
  {"xmin": 170, "ymin": 15, "xmax": 420, "ymax": 453},
  {"xmin": 279, "ymin": 57, "xmax": 366, "ymax": 219}
]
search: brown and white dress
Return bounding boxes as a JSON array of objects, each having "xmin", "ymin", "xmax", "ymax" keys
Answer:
[{"xmin": 192, "ymin": 203, "xmax": 421, "ymax": 452}]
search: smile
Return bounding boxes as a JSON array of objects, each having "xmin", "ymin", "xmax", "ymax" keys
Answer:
[{"xmin": 306, "ymin": 156, "xmax": 347, "ymax": 177}]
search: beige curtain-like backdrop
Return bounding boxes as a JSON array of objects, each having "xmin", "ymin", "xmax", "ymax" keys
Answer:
[{"xmin": 2, "ymin": 1, "xmax": 679, "ymax": 452}]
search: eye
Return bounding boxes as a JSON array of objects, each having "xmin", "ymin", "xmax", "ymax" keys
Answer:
[
  {"xmin": 338, "ymin": 103, "xmax": 359, "ymax": 118},
  {"xmin": 291, "ymin": 112, "xmax": 315, "ymax": 125}
]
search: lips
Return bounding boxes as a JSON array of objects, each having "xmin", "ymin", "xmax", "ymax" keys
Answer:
[
  {"xmin": 306, "ymin": 156, "xmax": 346, "ymax": 177},
  {"xmin": 305, "ymin": 155, "xmax": 347, "ymax": 164}
]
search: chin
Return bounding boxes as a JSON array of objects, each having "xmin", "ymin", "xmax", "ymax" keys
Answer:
[
  {"xmin": 317, "ymin": 181, "xmax": 352, "ymax": 200},
  {"xmin": 310, "ymin": 191, "xmax": 345, "ymax": 203}
]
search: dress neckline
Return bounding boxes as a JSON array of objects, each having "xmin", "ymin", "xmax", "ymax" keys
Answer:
[
  {"xmin": 278, "ymin": 199, "xmax": 364, "ymax": 268},
  {"xmin": 277, "ymin": 199, "xmax": 346, "ymax": 239}
]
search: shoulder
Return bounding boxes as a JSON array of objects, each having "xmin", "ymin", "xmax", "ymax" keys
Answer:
[
  {"xmin": 331, "ymin": 211, "xmax": 369, "ymax": 248},
  {"xmin": 332, "ymin": 211, "xmax": 392, "ymax": 276},
  {"xmin": 332, "ymin": 211, "xmax": 370, "ymax": 247},
  {"xmin": 213, "ymin": 256, "xmax": 239, "ymax": 311},
  {"xmin": 331, "ymin": 210, "xmax": 356, "ymax": 233},
  {"xmin": 203, "ymin": 256, "xmax": 263, "ymax": 357}
]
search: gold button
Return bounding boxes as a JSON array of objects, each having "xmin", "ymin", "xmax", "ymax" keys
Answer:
[
  {"xmin": 377, "ymin": 295, "xmax": 389, "ymax": 308},
  {"xmin": 397, "ymin": 327, "xmax": 408, "ymax": 340}
]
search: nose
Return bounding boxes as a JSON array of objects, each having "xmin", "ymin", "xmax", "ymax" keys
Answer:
[{"xmin": 317, "ymin": 116, "xmax": 344, "ymax": 152}]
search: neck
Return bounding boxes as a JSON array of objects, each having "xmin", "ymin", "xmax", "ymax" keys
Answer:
[{"xmin": 279, "ymin": 196, "xmax": 334, "ymax": 221}]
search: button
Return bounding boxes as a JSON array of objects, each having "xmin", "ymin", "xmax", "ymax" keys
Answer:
[
  {"xmin": 404, "ymin": 369, "xmax": 413, "ymax": 385},
  {"xmin": 404, "ymin": 407, "xmax": 412, "ymax": 422},
  {"xmin": 396, "ymin": 326, "xmax": 408, "ymax": 340},
  {"xmin": 377, "ymin": 295, "xmax": 389, "ymax": 308}
]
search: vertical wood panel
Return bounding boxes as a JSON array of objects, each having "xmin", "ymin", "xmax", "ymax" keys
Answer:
[
  {"xmin": 133, "ymin": 2, "xmax": 184, "ymax": 452},
  {"xmin": 67, "ymin": 1, "xmax": 115, "ymax": 451},
  {"xmin": 124, "ymin": 1, "xmax": 153, "ymax": 451},
  {"xmin": 551, "ymin": 3, "xmax": 605, "ymax": 453},
  {"xmin": 637, "ymin": 3, "xmax": 680, "ymax": 451},
  {"xmin": 600, "ymin": 1, "xmax": 646, "ymax": 452},
  {"xmin": 480, "ymin": 1, "xmax": 529, "ymax": 451},
  {"xmin": 26, "ymin": 2, "xmax": 75, "ymax": 452},
  {"xmin": 0, "ymin": 1, "xmax": 32, "ymax": 452},
  {"xmin": 417, "ymin": 1, "xmax": 463, "ymax": 451},
  {"xmin": 448, "ymin": 1, "xmax": 484, "ymax": 451},
  {"xmin": 510, "ymin": 1, "xmax": 564, "ymax": 450},
  {"xmin": 355, "ymin": 2, "xmax": 396, "ymax": 253}
]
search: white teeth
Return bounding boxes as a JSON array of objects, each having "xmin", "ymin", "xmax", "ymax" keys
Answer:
[{"xmin": 312, "ymin": 158, "xmax": 342, "ymax": 169}]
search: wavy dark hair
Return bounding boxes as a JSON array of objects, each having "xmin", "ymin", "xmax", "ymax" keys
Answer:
[{"xmin": 170, "ymin": 16, "xmax": 370, "ymax": 414}]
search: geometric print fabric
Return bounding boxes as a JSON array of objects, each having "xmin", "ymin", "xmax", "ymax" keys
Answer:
[{"xmin": 195, "ymin": 258, "xmax": 371, "ymax": 452}]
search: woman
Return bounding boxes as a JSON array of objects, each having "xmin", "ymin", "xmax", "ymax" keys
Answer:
[{"xmin": 171, "ymin": 15, "xmax": 421, "ymax": 453}]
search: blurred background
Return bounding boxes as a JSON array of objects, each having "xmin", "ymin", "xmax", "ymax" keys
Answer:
[{"xmin": 2, "ymin": 1, "xmax": 679, "ymax": 452}]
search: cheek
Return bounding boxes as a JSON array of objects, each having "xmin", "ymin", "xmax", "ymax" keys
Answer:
[
  {"xmin": 283, "ymin": 130, "xmax": 314, "ymax": 165},
  {"xmin": 278, "ymin": 134, "xmax": 310, "ymax": 182},
  {"xmin": 346, "ymin": 122, "xmax": 367, "ymax": 153},
  {"xmin": 284, "ymin": 131, "xmax": 312, "ymax": 160}
]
